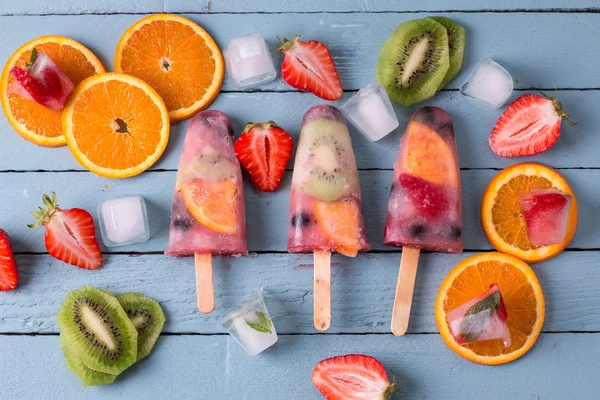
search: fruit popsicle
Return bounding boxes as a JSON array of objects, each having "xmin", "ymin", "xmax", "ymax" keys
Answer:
[
  {"xmin": 386, "ymin": 106, "xmax": 462, "ymax": 336},
  {"xmin": 166, "ymin": 110, "xmax": 247, "ymax": 313},
  {"xmin": 288, "ymin": 105, "xmax": 370, "ymax": 256},
  {"xmin": 288, "ymin": 105, "xmax": 370, "ymax": 331}
]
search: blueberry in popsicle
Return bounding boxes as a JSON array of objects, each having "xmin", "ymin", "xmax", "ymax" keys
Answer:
[
  {"xmin": 166, "ymin": 110, "xmax": 247, "ymax": 313},
  {"xmin": 384, "ymin": 106, "xmax": 462, "ymax": 335},
  {"xmin": 288, "ymin": 105, "xmax": 370, "ymax": 331}
]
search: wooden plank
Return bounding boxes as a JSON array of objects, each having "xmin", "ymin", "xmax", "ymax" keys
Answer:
[
  {"xmin": 2, "ymin": 0, "xmax": 598, "ymax": 15},
  {"xmin": 1, "ymin": 333, "xmax": 599, "ymax": 398},
  {"xmin": 0, "ymin": 169, "xmax": 592, "ymax": 253},
  {"xmin": 0, "ymin": 251, "xmax": 595, "ymax": 334},
  {"xmin": 0, "ymin": 90, "xmax": 592, "ymax": 171},
  {"xmin": 0, "ymin": 13, "xmax": 598, "ymax": 92}
]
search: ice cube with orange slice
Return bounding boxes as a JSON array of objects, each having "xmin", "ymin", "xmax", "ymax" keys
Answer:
[{"xmin": 481, "ymin": 162, "xmax": 578, "ymax": 263}]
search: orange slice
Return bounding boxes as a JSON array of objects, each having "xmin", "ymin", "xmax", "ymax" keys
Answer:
[
  {"xmin": 181, "ymin": 179, "xmax": 238, "ymax": 235},
  {"xmin": 314, "ymin": 200, "xmax": 360, "ymax": 256},
  {"xmin": 0, "ymin": 36, "xmax": 105, "ymax": 147},
  {"xmin": 481, "ymin": 163, "xmax": 577, "ymax": 263},
  {"xmin": 400, "ymin": 121, "xmax": 459, "ymax": 189},
  {"xmin": 115, "ymin": 14, "xmax": 225, "ymax": 122},
  {"xmin": 435, "ymin": 252, "xmax": 545, "ymax": 365},
  {"xmin": 62, "ymin": 73, "xmax": 170, "ymax": 178}
]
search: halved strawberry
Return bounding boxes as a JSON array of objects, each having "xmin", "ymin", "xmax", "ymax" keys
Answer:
[
  {"xmin": 312, "ymin": 354, "xmax": 399, "ymax": 400},
  {"xmin": 277, "ymin": 36, "xmax": 343, "ymax": 101},
  {"xmin": 29, "ymin": 193, "xmax": 102, "ymax": 270},
  {"xmin": 235, "ymin": 121, "xmax": 293, "ymax": 192},
  {"xmin": 0, "ymin": 230, "xmax": 18, "ymax": 291},
  {"xmin": 489, "ymin": 92, "xmax": 576, "ymax": 157}
]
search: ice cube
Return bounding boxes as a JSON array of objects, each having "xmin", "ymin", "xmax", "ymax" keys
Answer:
[
  {"xmin": 519, "ymin": 188, "xmax": 572, "ymax": 246},
  {"xmin": 460, "ymin": 58, "xmax": 513, "ymax": 109},
  {"xmin": 9, "ymin": 51, "xmax": 74, "ymax": 111},
  {"xmin": 340, "ymin": 84, "xmax": 399, "ymax": 141},
  {"xmin": 222, "ymin": 288, "xmax": 278, "ymax": 355},
  {"xmin": 224, "ymin": 33, "xmax": 277, "ymax": 88},
  {"xmin": 97, "ymin": 196, "xmax": 150, "ymax": 247}
]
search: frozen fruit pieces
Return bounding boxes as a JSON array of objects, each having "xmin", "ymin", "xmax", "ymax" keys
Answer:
[
  {"xmin": 287, "ymin": 105, "xmax": 369, "ymax": 255},
  {"xmin": 9, "ymin": 50, "xmax": 74, "ymax": 111},
  {"xmin": 447, "ymin": 283, "xmax": 511, "ymax": 347},
  {"xmin": 384, "ymin": 107, "xmax": 462, "ymax": 252},
  {"xmin": 519, "ymin": 188, "xmax": 572, "ymax": 247},
  {"xmin": 166, "ymin": 111, "xmax": 247, "ymax": 256}
]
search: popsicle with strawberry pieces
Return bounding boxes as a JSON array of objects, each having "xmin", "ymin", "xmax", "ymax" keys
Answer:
[
  {"xmin": 384, "ymin": 107, "xmax": 462, "ymax": 336},
  {"xmin": 9, "ymin": 49, "xmax": 75, "ymax": 111},
  {"xmin": 166, "ymin": 110, "xmax": 247, "ymax": 313},
  {"xmin": 447, "ymin": 283, "xmax": 511, "ymax": 347}
]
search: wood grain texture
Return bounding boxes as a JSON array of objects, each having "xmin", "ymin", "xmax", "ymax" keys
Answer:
[
  {"xmin": 1, "ymin": 334, "xmax": 599, "ymax": 398},
  {"xmin": 0, "ymin": 251, "xmax": 596, "ymax": 334},
  {"xmin": 0, "ymin": 13, "xmax": 598, "ymax": 93},
  {"xmin": 0, "ymin": 169, "xmax": 592, "ymax": 254},
  {"xmin": 2, "ymin": 0, "xmax": 598, "ymax": 14},
  {"xmin": 0, "ymin": 90, "xmax": 591, "ymax": 171}
]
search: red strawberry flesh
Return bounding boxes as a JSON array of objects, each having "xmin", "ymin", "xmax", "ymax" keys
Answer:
[
  {"xmin": 0, "ymin": 230, "xmax": 18, "ymax": 291},
  {"xmin": 519, "ymin": 188, "xmax": 572, "ymax": 247},
  {"xmin": 235, "ymin": 122, "xmax": 293, "ymax": 192},
  {"xmin": 312, "ymin": 354, "xmax": 399, "ymax": 400},
  {"xmin": 279, "ymin": 37, "xmax": 343, "ymax": 101},
  {"xmin": 398, "ymin": 173, "xmax": 448, "ymax": 220}
]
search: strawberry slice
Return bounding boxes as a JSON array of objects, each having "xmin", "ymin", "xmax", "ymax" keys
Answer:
[
  {"xmin": 0, "ymin": 230, "xmax": 18, "ymax": 291},
  {"xmin": 29, "ymin": 193, "xmax": 102, "ymax": 270},
  {"xmin": 235, "ymin": 121, "xmax": 293, "ymax": 192},
  {"xmin": 312, "ymin": 354, "xmax": 399, "ymax": 400},
  {"xmin": 489, "ymin": 92, "xmax": 576, "ymax": 157},
  {"xmin": 277, "ymin": 36, "xmax": 343, "ymax": 101},
  {"xmin": 398, "ymin": 173, "xmax": 448, "ymax": 220}
]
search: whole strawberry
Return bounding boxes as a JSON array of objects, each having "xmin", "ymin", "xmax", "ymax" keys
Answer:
[
  {"xmin": 277, "ymin": 36, "xmax": 343, "ymax": 101},
  {"xmin": 235, "ymin": 121, "xmax": 293, "ymax": 192},
  {"xmin": 29, "ymin": 193, "xmax": 102, "ymax": 270},
  {"xmin": 0, "ymin": 230, "xmax": 18, "ymax": 291},
  {"xmin": 489, "ymin": 92, "xmax": 576, "ymax": 157},
  {"xmin": 312, "ymin": 354, "xmax": 399, "ymax": 400}
]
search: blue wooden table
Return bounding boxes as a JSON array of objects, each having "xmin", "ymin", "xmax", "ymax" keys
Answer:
[{"xmin": 1, "ymin": 1, "xmax": 600, "ymax": 399}]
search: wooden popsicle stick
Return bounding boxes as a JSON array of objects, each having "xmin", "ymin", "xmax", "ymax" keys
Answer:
[
  {"xmin": 314, "ymin": 250, "xmax": 331, "ymax": 332},
  {"xmin": 195, "ymin": 253, "xmax": 214, "ymax": 314},
  {"xmin": 391, "ymin": 246, "xmax": 421, "ymax": 336}
]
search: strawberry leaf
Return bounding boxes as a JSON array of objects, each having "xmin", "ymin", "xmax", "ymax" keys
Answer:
[
  {"xmin": 26, "ymin": 48, "xmax": 38, "ymax": 68},
  {"xmin": 245, "ymin": 311, "xmax": 273, "ymax": 334}
]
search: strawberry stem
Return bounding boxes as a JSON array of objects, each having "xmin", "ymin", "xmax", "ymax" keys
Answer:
[
  {"xmin": 383, "ymin": 370, "xmax": 401, "ymax": 399},
  {"xmin": 28, "ymin": 192, "xmax": 59, "ymax": 229},
  {"xmin": 540, "ymin": 91, "xmax": 577, "ymax": 127}
]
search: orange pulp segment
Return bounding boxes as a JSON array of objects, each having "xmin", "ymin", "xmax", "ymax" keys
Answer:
[
  {"xmin": 314, "ymin": 200, "xmax": 361, "ymax": 256},
  {"xmin": 181, "ymin": 179, "xmax": 238, "ymax": 235}
]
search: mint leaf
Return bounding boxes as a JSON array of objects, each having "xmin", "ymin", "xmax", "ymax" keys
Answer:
[
  {"xmin": 459, "ymin": 291, "xmax": 501, "ymax": 342},
  {"xmin": 27, "ymin": 48, "xmax": 38, "ymax": 68},
  {"xmin": 245, "ymin": 311, "xmax": 272, "ymax": 334}
]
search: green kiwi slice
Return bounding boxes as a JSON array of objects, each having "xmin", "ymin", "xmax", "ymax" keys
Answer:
[
  {"xmin": 301, "ymin": 119, "xmax": 357, "ymax": 202},
  {"xmin": 60, "ymin": 335, "xmax": 117, "ymax": 387},
  {"xmin": 428, "ymin": 16, "xmax": 466, "ymax": 88},
  {"xmin": 376, "ymin": 18, "xmax": 450, "ymax": 106},
  {"xmin": 184, "ymin": 145, "xmax": 237, "ymax": 182},
  {"xmin": 57, "ymin": 286, "xmax": 138, "ymax": 375},
  {"xmin": 117, "ymin": 292, "xmax": 166, "ymax": 361}
]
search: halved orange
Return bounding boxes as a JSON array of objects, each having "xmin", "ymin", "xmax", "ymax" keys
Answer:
[
  {"xmin": 481, "ymin": 163, "xmax": 577, "ymax": 263},
  {"xmin": 62, "ymin": 73, "xmax": 170, "ymax": 178},
  {"xmin": 399, "ymin": 121, "xmax": 459, "ymax": 189},
  {"xmin": 0, "ymin": 36, "xmax": 105, "ymax": 147},
  {"xmin": 181, "ymin": 179, "xmax": 238, "ymax": 235},
  {"xmin": 115, "ymin": 14, "xmax": 224, "ymax": 122},
  {"xmin": 435, "ymin": 252, "xmax": 545, "ymax": 365},
  {"xmin": 314, "ymin": 200, "xmax": 360, "ymax": 256}
]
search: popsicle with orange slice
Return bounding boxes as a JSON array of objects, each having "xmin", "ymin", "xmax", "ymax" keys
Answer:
[
  {"xmin": 166, "ymin": 110, "xmax": 247, "ymax": 313},
  {"xmin": 287, "ymin": 105, "xmax": 370, "ymax": 331},
  {"xmin": 384, "ymin": 106, "xmax": 463, "ymax": 336}
]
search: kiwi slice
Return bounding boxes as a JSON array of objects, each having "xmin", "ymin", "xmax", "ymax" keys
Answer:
[
  {"xmin": 181, "ymin": 145, "xmax": 237, "ymax": 184},
  {"xmin": 117, "ymin": 292, "xmax": 166, "ymax": 361},
  {"xmin": 428, "ymin": 16, "xmax": 466, "ymax": 88},
  {"xmin": 60, "ymin": 335, "xmax": 117, "ymax": 387},
  {"xmin": 377, "ymin": 18, "xmax": 450, "ymax": 106},
  {"xmin": 301, "ymin": 119, "xmax": 357, "ymax": 202},
  {"xmin": 57, "ymin": 286, "xmax": 138, "ymax": 375}
]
